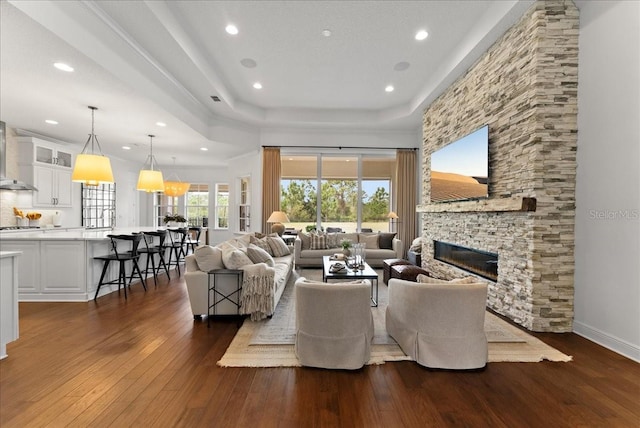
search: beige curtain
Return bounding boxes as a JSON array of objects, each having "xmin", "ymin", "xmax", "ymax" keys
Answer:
[
  {"xmin": 396, "ymin": 149, "xmax": 417, "ymax": 257},
  {"xmin": 261, "ymin": 147, "xmax": 281, "ymax": 233}
]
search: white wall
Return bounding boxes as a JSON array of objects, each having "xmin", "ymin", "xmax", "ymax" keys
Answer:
[{"xmin": 574, "ymin": 0, "xmax": 640, "ymax": 361}]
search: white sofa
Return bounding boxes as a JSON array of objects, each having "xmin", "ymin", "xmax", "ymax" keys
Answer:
[
  {"xmin": 386, "ymin": 276, "xmax": 489, "ymax": 369},
  {"xmin": 294, "ymin": 232, "xmax": 402, "ymax": 268},
  {"xmin": 184, "ymin": 236, "xmax": 294, "ymax": 321}
]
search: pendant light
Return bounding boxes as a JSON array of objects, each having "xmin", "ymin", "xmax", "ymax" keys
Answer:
[
  {"xmin": 72, "ymin": 106, "xmax": 114, "ymax": 186},
  {"xmin": 136, "ymin": 134, "xmax": 165, "ymax": 192},
  {"xmin": 163, "ymin": 157, "xmax": 190, "ymax": 197}
]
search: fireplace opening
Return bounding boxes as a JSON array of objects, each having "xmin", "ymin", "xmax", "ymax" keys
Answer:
[{"xmin": 434, "ymin": 241, "xmax": 498, "ymax": 281}]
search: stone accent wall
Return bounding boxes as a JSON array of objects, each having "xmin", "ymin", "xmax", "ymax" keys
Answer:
[{"xmin": 420, "ymin": 0, "xmax": 578, "ymax": 332}]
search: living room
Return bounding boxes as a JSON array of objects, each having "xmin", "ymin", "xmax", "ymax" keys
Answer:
[{"xmin": 0, "ymin": 0, "xmax": 638, "ymax": 426}]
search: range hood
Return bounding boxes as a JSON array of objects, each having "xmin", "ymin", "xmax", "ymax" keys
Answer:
[{"xmin": 0, "ymin": 121, "xmax": 37, "ymax": 191}]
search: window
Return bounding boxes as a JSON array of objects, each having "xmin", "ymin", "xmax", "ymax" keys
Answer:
[
  {"xmin": 155, "ymin": 194, "xmax": 180, "ymax": 227},
  {"xmin": 215, "ymin": 183, "xmax": 229, "ymax": 229},
  {"xmin": 239, "ymin": 176, "xmax": 251, "ymax": 232},
  {"xmin": 81, "ymin": 183, "xmax": 116, "ymax": 228},
  {"xmin": 281, "ymin": 154, "xmax": 394, "ymax": 232},
  {"xmin": 186, "ymin": 184, "xmax": 209, "ymax": 227}
]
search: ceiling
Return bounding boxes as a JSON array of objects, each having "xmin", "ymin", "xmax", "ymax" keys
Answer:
[{"xmin": 0, "ymin": 0, "xmax": 534, "ymax": 167}]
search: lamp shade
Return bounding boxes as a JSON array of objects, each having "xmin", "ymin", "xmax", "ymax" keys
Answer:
[
  {"xmin": 72, "ymin": 153, "xmax": 114, "ymax": 185},
  {"xmin": 72, "ymin": 106, "xmax": 114, "ymax": 186},
  {"xmin": 137, "ymin": 169, "xmax": 165, "ymax": 193},
  {"xmin": 163, "ymin": 181, "xmax": 190, "ymax": 197},
  {"xmin": 267, "ymin": 211, "xmax": 290, "ymax": 223},
  {"xmin": 387, "ymin": 211, "xmax": 399, "ymax": 219}
]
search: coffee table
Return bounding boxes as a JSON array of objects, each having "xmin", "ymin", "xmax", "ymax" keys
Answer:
[{"xmin": 322, "ymin": 255, "xmax": 379, "ymax": 306}]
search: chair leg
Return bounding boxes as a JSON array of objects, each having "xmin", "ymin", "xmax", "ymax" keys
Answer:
[
  {"xmin": 94, "ymin": 259, "xmax": 111, "ymax": 301},
  {"xmin": 119, "ymin": 260, "xmax": 127, "ymax": 299},
  {"xmin": 158, "ymin": 252, "xmax": 170, "ymax": 279},
  {"xmin": 146, "ymin": 252, "xmax": 158, "ymax": 287}
]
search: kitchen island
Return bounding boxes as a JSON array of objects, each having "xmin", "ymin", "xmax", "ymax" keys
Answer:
[
  {"xmin": 0, "ymin": 227, "xmax": 163, "ymax": 302},
  {"xmin": 1, "ymin": 251, "xmax": 21, "ymax": 359}
]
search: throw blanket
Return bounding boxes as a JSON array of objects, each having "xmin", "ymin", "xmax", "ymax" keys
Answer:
[{"xmin": 239, "ymin": 263, "xmax": 275, "ymax": 321}]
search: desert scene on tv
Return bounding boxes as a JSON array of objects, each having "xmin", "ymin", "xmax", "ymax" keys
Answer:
[{"xmin": 430, "ymin": 171, "xmax": 488, "ymax": 202}]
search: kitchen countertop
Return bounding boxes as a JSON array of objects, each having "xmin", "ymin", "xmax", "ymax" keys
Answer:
[{"xmin": 0, "ymin": 227, "xmax": 161, "ymax": 241}]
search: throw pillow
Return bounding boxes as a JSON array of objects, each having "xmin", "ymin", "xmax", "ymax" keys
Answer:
[
  {"xmin": 250, "ymin": 236, "xmax": 273, "ymax": 255},
  {"xmin": 326, "ymin": 232, "xmax": 340, "ymax": 248},
  {"xmin": 378, "ymin": 232, "xmax": 397, "ymax": 250},
  {"xmin": 193, "ymin": 245, "xmax": 224, "ymax": 272},
  {"xmin": 310, "ymin": 232, "xmax": 327, "ymax": 250},
  {"xmin": 246, "ymin": 244, "xmax": 275, "ymax": 267},
  {"xmin": 298, "ymin": 232, "xmax": 311, "ymax": 250},
  {"xmin": 267, "ymin": 236, "xmax": 291, "ymax": 257},
  {"xmin": 222, "ymin": 248, "xmax": 254, "ymax": 269},
  {"xmin": 359, "ymin": 233, "xmax": 379, "ymax": 249}
]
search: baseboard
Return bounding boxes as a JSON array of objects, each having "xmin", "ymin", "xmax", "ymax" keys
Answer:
[{"xmin": 573, "ymin": 321, "xmax": 640, "ymax": 363}]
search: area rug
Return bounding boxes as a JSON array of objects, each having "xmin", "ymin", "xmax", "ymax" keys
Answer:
[{"xmin": 217, "ymin": 269, "xmax": 572, "ymax": 367}]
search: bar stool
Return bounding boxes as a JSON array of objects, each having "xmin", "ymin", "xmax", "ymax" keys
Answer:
[
  {"xmin": 185, "ymin": 226, "xmax": 202, "ymax": 255},
  {"xmin": 139, "ymin": 230, "xmax": 171, "ymax": 286},
  {"xmin": 94, "ymin": 234, "xmax": 146, "ymax": 300},
  {"xmin": 165, "ymin": 228, "xmax": 187, "ymax": 276}
]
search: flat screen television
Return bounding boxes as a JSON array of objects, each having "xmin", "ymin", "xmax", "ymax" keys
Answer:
[{"xmin": 430, "ymin": 125, "xmax": 489, "ymax": 203}]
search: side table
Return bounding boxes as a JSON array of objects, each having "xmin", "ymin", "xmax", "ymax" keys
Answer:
[{"xmin": 207, "ymin": 269, "xmax": 243, "ymax": 327}]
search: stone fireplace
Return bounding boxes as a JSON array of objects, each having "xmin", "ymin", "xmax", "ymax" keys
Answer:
[{"xmin": 418, "ymin": 0, "xmax": 578, "ymax": 333}]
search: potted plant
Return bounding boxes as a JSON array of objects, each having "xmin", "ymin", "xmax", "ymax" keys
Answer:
[
  {"xmin": 164, "ymin": 213, "xmax": 187, "ymax": 227},
  {"xmin": 340, "ymin": 239, "xmax": 352, "ymax": 256}
]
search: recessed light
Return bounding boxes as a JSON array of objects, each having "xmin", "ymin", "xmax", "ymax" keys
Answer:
[
  {"xmin": 240, "ymin": 58, "xmax": 257, "ymax": 68},
  {"xmin": 53, "ymin": 62, "xmax": 74, "ymax": 72},
  {"xmin": 200, "ymin": 147, "xmax": 208, "ymax": 151},
  {"xmin": 385, "ymin": 85, "xmax": 395, "ymax": 93},
  {"xmin": 122, "ymin": 146, "xmax": 131, "ymax": 150},
  {"xmin": 45, "ymin": 119, "xmax": 58, "ymax": 125},
  {"xmin": 394, "ymin": 61, "xmax": 410, "ymax": 71},
  {"xmin": 156, "ymin": 121, "xmax": 167, "ymax": 127},
  {"xmin": 415, "ymin": 30, "xmax": 429, "ymax": 41},
  {"xmin": 321, "ymin": 29, "xmax": 332, "ymax": 37},
  {"xmin": 225, "ymin": 24, "xmax": 238, "ymax": 35},
  {"xmin": 253, "ymin": 82, "xmax": 263, "ymax": 89}
]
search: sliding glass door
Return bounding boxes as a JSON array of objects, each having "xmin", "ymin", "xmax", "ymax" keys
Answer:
[{"xmin": 281, "ymin": 154, "xmax": 394, "ymax": 233}]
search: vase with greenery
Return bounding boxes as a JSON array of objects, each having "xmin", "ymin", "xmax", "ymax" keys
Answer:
[{"xmin": 340, "ymin": 239, "xmax": 352, "ymax": 256}]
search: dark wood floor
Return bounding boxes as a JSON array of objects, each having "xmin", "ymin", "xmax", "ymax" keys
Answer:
[{"xmin": 1, "ymin": 268, "xmax": 638, "ymax": 427}]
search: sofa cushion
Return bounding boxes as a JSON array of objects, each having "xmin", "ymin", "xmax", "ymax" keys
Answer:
[
  {"xmin": 342, "ymin": 233, "xmax": 358, "ymax": 244},
  {"xmin": 298, "ymin": 232, "xmax": 311, "ymax": 250},
  {"xmin": 193, "ymin": 245, "xmax": 224, "ymax": 272},
  {"xmin": 359, "ymin": 233, "xmax": 379, "ymax": 249},
  {"xmin": 268, "ymin": 235, "xmax": 291, "ymax": 257},
  {"xmin": 310, "ymin": 232, "xmax": 327, "ymax": 250},
  {"xmin": 250, "ymin": 236, "xmax": 273, "ymax": 255},
  {"xmin": 222, "ymin": 248, "xmax": 254, "ymax": 269},
  {"xmin": 246, "ymin": 244, "xmax": 275, "ymax": 267},
  {"xmin": 378, "ymin": 232, "xmax": 397, "ymax": 250},
  {"xmin": 326, "ymin": 232, "xmax": 340, "ymax": 248}
]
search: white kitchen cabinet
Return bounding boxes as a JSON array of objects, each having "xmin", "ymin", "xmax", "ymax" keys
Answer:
[
  {"xmin": 0, "ymin": 241, "xmax": 39, "ymax": 294},
  {"xmin": 32, "ymin": 165, "xmax": 72, "ymax": 207},
  {"xmin": 0, "ymin": 251, "xmax": 21, "ymax": 359},
  {"xmin": 40, "ymin": 241, "xmax": 86, "ymax": 294},
  {"xmin": 19, "ymin": 137, "xmax": 73, "ymax": 169},
  {"xmin": 18, "ymin": 137, "xmax": 74, "ymax": 208}
]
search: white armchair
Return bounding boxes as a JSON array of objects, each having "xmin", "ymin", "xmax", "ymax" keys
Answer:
[
  {"xmin": 295, "ymin": 278, "xmax": 374, "ymax": 369},
  {"xmin": 386, "ymin": 277, "xmax": 488, "ymax": 369}
]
